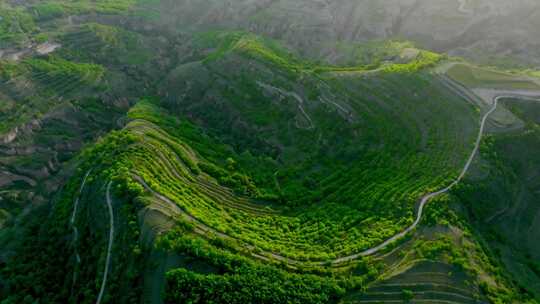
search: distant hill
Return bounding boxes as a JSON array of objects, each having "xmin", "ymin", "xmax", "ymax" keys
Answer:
[{"xmin": 147, "ymin": 0, "xmax": 540, "ymax": 68}]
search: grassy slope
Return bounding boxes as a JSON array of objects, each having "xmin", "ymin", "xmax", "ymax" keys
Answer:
[{"xmin": 0, "ymin": 3, "xmax": 35, "ymax": 48}]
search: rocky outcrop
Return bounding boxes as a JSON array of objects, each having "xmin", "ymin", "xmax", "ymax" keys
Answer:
[
  {"xmin": 1, "ymin": 128, "xmax": 18, "ymax": 145},
  {"xmin": 0, "ymin": 119, "xmax": 42, "ymax": 145},
  {"xmin": 35, "ymin": 42, "xmax": 61, "ymax": 55}
]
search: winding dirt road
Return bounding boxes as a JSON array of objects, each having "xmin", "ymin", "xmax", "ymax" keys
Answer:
[
  {"xmin": 256, "ymin": 81, "xmax": 315, "ymax": 130},
  {"xmin": 132, "ymin": 94, "xmax": 532, "ymax": 267},
  {"xmin": 96, "ymin": 181, "xmax": 114, "ymax": 304},
  {"xmin": 70, "ymin": 170, "xmax": 92, "ymax": 292},
  {"xmin": 333, "ymin": 95, "xmax": 504, "ymax": 263},
  {"xmin": 70, "ymin": 170, "xmax": 92, "ymax": 265}
]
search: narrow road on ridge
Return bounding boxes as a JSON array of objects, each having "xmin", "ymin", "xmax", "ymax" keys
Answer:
[
  {"xmin": 71, "ymin": 170, "xmax": 92, "ymax": 264},
  {"xmin": 96, "ymin": 181, "xmax": 114, "ymax": 304}
]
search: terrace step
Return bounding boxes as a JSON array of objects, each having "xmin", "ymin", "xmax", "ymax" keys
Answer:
[
  {"xmin": 358, "ymin": 290, "xmax": 481, "ymax": 303},
  {"xmin": 370, "ymin": 283, "xmax": 473, "ymax": 296}
]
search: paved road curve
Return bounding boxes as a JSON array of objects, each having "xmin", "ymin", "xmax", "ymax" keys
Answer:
[{"xmin": 96, "ymin": 181, "xmax": 114, "ymax": 304}]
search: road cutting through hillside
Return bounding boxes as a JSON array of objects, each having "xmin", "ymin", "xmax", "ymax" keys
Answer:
[
  {"xmin": 96, "ymin": 181, "xmax": 114, "ymax": 304},
  {"xmin": 70, "ymin": 170, "xmax": 92, "ymax": 265},
  {"xmin": 336, "ymin": 93, "xmax": 540, "ymax": 262},
  {"xmin": 333, "ymin": 95, "xmax": 504, "ymax": 263},
  {"xmin": 70, "ymin": 169, "xmax": 93, "ymax": 292},
  {"xmin": 132, "ymin": 94, "xmax": 531, "ymax": 267}
]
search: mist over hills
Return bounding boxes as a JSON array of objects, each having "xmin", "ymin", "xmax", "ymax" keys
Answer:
[{"xmin": 148, "ymin": 0, "xmax": 540, "ymax": 67}]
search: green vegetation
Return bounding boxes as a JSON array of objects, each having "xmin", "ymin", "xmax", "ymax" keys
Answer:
[
  {"xmin": 447, "ymin": 63, "xmax": 540, "ymax": 90},
  {"xmin": 411, "ymin": 235, "xmax": 482, "ymax": 275},
  {"xmin": 0, "ymin": 56, "xmax": 104, "ymax": 134},
  {"xmin": 127, "ymin": 99, "xmax": 263, "ymax": 198},
  {"xmin": 160, "ymin": 228, "xmax": 346, "ymax": 304},
  {"xmin": 0, "ymin": 0, "xmax": 150, "ymax": 49},
  {"xmin": 195, "ymin": 31, "xmax": 442, "ymax": 76},
  {"xmin": 195, "ymin": 31, "xmax": 305, "ymax": 68},
  {"xmin": 165, "ymin": 30, "xmax": 476, "ymax": 214},
  {"xmin": 31, "ymin": 2, "xmax": 66, "ymax": 21},
  {"xmin": 60, "ymin": 23, "xmax": 151, "ymax": 65},
  {"xmin": 29, "ymin": 0, "xmax": 142, "ymax": 17},
  {"xmin": 1, "ymin": 129, "xmax": 152, "ymax": 303},
  {"xmin": 118, "ymin": 92, "xmax": 475, "ymax": 261},
  {"xmin": 0, "ymin": 6, "xmax": 35, "ymax": 47},
  {"xmin": 0, "ymin": 57, "xmax": 102, "ymax": 135},
  {"xmin": 453, "ymin": 98, "xmax": 540, "ymax": 302},
  {"xmin": 2, "ymin": 3, "xmax": 536, "ymax": 303},
  {"xmin": 26, "ymin": 56, "xmax": 105, "ymax": 87},
  {"xmin": 402, "ymin": 289, "xmax": 414, "ymax": 302},
  {"xmin": 334, "ymin": 40, "xmax": 417, "ymax": 66}
]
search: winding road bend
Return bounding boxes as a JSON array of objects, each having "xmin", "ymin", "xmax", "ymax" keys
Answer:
[
  {"xmin": 96, "ymin": 181, "xmax": 114, "ymax": 304},
  {"xmin": 133, "ymin": 94, "xmax": 531, "ymax": 267},
  {"xmin": 334, "ymin": 95, "xmax": 509, "ymax": 263}
]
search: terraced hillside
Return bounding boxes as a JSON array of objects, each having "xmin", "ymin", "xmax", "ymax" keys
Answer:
[
  {"xmin": 347, "ymin": 261, "xmax": 487, "ymax": 304},
  {"xmin": 0, "ymin": 0, "xmax": 170, "ymax": 230},
  {"xmin": 1, "ymin": 1, "xmax": 540, "ymax": 304},
  {"xmin": 8, "ymin": 87, "xmax": 524, "ymax": 303},
  {"xmin": 162, "ymin": 32, "xmax": 472, "ymax": 210},
  {"xmin": 453, "ymin": 97, "xmax": 540, "ymax": 301},
  {"xmin": 125, "ymin": 81, "xmax": 476, "ymax": 262},
  {"xmin": 59, "ymin": 23, "xmax": 153, "ymax": 66},
  {"xmin": 447, "ymin": 64, "xmax": 540, "ymax": 91},
  {"xmin": 0, "ymin": 53, "xmax": 124, "ymax": 232}
]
